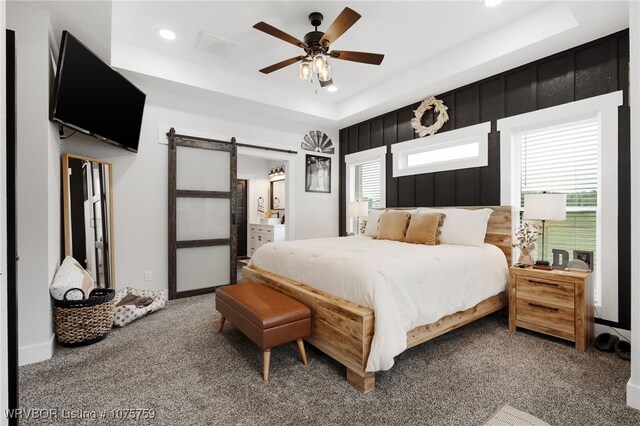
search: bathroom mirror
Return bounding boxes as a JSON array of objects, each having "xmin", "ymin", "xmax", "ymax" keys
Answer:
[
  {"xmin": 270, "ymin": 179, "xmax": 285, "ymax": 210},
  {"xmin": 62, "ymin": 154, "xmax": 115, "ymax": 288}
]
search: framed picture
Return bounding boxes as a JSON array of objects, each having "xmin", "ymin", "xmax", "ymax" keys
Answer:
[
  {"xmin": 573, "ymin": 250, "xmax": 593, "ymax": 270},
  {"xmin": 305, "ymin": 155, "xmax": 331, "ymax": 193}
]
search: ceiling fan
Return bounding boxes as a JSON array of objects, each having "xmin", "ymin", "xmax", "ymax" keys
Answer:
[{"xmin": 253, "ymin": 7, "xmax": 385, "ymax": 87}]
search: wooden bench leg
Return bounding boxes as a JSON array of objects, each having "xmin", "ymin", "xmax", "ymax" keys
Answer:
[
  {"xmin": 346, "ymin": 368, "xmax": 375, "ymax": 393},
  {"xmin": 217, "ymin": 316, "xmax": 225, "ymax": 333},
  {"xmin": 296, "ymin": 339, "xmax": 308, "ymax": 365},
  {"xmin": 263, "ymin": 349, "xmax": 271, "ymax": 381}
]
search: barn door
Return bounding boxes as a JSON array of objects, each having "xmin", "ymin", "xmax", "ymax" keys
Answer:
[{"xmin": 168, "ymin": 128, "xmax": 237, "ymax": 299}]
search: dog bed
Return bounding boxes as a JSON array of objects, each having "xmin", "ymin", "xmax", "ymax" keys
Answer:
[{"xmin": 112, "ymin": 287, "xmax": 166, "ymax": 327}]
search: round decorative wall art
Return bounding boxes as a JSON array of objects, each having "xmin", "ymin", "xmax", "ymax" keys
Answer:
[{"xmin": 410, "ymin": 96, "xmax": 449, "ymax": 137}]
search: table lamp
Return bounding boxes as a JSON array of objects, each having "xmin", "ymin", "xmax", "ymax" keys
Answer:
[
  {"xmin": 523, "ymin": 193, "xmax": 566, "ymax": 270},
  {"xmin": 348, "ymin": 201, "xmax": 369, "ymax": 235}
]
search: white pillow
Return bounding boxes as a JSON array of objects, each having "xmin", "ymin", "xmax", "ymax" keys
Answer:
[
  {"xmin": 363, "ymin": 209, "xmax": 386, "ymax": 237},
  {"xmin": 50, "ymin": 256, "xmax": 96, "ymax": 301},
  {"xmin": 418, "ymin": 207, "xmax": 493, "ymax": 247}
]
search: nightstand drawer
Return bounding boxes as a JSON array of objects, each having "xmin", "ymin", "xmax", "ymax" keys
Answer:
[
  {"xmin": 516, "ymin": 298, "xmax": 575, "ymax": 337},
  {"xmin": 516, "ymin": 276, "xmax": 574, "ymax": 309}
]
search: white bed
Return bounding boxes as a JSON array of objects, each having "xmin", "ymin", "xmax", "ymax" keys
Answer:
[{"xmin": 249, "ymin": 235, "xmax": 509, "ymax": 372}]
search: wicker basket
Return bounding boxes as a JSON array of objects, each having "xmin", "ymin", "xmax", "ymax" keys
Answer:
[{"xmin": 54, "ymin": 288, "xmax": 116, "ymax": 347}]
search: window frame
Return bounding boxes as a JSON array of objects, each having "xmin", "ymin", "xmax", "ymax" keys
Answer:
[
  {"xmin": 498, "ymin": 91, "xmax": 623, "ymax": 322},
  {"xmin": 391, "ymin": 122, "xmax": 491, "ymax": 177},
  {"xmin": 344, "ymin": 146, "xmax": 387, "ymax": 233}
]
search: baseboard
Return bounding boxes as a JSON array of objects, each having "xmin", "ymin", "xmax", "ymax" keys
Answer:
[
  {"xmin": 628, "ymin": 380, "xmax": 640, "ymax": 410},
  {"xmin": 18, "ymin": 334, "xmax": 54, "ymax": 366},
  {"xmin": 594, "ymin": 324, "xmax": 631, "ymax": 342}
]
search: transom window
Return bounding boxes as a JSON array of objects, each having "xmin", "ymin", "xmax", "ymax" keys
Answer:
[
  {"xmin": 407, "ymin": 141, "xmax": 480, "ymax": 168},
  {"xmin": 391, "ymin": 122, "xmax": 490, "ymax": 177}
]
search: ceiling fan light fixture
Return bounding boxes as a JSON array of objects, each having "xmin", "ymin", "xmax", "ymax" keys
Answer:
[
  {"xmin": 327, "ymin": 85, "xmax": 338, "ymax": 92},
  {"xmin": 253, "ymin": 7, "xmax": 384, "ymax": 87},
  {"xmin": 299, "ymin": 60, "xmax": 312, "ymax": 80},
  {"xmin": 312, "ymin": 53, "xmax": 327, "ymax": 73},
  {"xmin": 318, "ymin": 63, "xmax": 332, "ymax": 82}
]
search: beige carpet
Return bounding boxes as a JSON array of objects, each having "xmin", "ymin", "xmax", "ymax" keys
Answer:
[
  {"xmin": 484, "ymin": 404, "xmax": 551, "ymax": 426},
  {"xmin": 19, "ymin": 294, "xmax": 640, "ymax": 425}
]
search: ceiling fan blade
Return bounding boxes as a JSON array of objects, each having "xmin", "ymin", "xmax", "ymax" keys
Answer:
[
  {"xmin": 253, "ymin": 22, "xmax": 308, "ymax": 49},
  {"xmin": 320, "ymin": 7, "xmax": 361, "ymax": 46},
  {"xmin": 318, "ymin": 77, "xmax": 334, "ymax": 88},
  {"xmin": 259, "ymin": 56, "xmax": 306, "ymax": 74},
  {"xmin": 329, "ymin": 50, "xmax": 384, "ymax": 65}
]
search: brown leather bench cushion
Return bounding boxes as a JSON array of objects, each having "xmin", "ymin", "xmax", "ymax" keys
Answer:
[
  {"xmin": 216, "ymin": 283, "xmax": 311, "ymax": 350},
  {"xmin": 216, "ymin": 283, "xmax": 310, "ymax": 328}
]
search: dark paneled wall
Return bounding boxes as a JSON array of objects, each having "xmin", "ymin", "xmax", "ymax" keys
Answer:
[{"xmin": 339, "ymin": 30, "xmax": 631, "ymax": 329}]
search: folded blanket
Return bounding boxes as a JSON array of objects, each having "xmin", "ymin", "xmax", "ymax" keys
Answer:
[{"xmin": 116, "ymin": 293, "xmax": 153, "ymax": 308}]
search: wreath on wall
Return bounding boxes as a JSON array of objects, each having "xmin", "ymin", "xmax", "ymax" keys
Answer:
[{"xmin": 410, "ymin": 96, "xmax": 449, "ymax": 137}]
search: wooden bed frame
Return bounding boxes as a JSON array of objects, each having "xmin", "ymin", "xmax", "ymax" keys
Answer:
[{"xmin": 243, "ymin": 206, "xmax": 511, "ymax": 393}]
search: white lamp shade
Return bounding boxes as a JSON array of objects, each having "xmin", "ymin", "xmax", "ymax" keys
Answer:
[
  {"xmin": 348, "ymin": 201, "xmax": 369, "ymax": 218},
  {"xmin": 523, "ymin": 193, "xmax": 567, "ymax": 221}
]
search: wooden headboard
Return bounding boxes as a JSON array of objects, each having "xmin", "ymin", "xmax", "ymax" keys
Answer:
[{"xmin": 373, "ymin": 206, "xmax": 512, "ymax": 264}]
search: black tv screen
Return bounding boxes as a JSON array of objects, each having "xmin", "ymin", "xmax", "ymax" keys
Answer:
[{"xmin": 52, "ymin": 31, "xmax": 145, "ymax": 152}]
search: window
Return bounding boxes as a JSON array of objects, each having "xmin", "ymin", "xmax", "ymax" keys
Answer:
[
  {"xmin": 354, "ymin": 160, "xmax": 383, "ymax": 209},
  {"xmin": 345, "ymin": 146, "xmax": 386, "ymax": 233},
  {"xmin": 517, "ymin": 118, "xmax": 599, "ymax": 301},
  {"xmin": 391, "ymin": 122, "xmax": 490, "ymax": 177},
  {"xmin": 498, "ymin": 90, "xmax": 623, "ymax": 322}
]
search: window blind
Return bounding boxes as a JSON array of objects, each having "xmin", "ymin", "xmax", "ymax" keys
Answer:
[
  {"xmin": 518, "ymin": 117, "xmax": 600, "ymax": 303},
  {"xmin": 355, "ymin": 160, "xmax": 382, "ymax": 210}
]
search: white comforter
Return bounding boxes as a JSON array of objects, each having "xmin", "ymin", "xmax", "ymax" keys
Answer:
[{"xmin": 249, "ymin": 236, "xmax": 508, "ymax": 372}]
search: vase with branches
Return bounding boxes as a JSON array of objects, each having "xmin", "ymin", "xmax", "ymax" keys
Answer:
[{"xmin": 513, "ymin": 222, "xmax": 538, "ymax": 265}]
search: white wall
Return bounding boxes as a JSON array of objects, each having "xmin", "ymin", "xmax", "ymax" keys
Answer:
[
  {"xmin": 64, "ymin": 79, "xmax": 339, "ymax": 293},
  {"xmin": 628, "ymin": 0, "xmax": 640, "ymax": 411},
  {"xmin": 7, "ymin": 3, "xmax": 62, "ymax": 365},
  {"xmin": 0, "ymin": 0, "xmax": 9, "ymax": 421}
]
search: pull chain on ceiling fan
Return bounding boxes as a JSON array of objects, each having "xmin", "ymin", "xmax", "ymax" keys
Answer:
[{"xmin": 253, "ymin": 7, "xmax": 385, "ymax": 87}]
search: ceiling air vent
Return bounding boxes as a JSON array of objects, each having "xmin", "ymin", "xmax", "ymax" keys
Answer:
[{"xmin": 193, "ymin": 31, "xmax": 237, "ymax": 58}]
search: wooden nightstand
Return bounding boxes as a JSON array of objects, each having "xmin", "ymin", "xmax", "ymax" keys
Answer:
[{"xmin": 508, "ymin": 266, "xmax": 594, "ymax": 351}]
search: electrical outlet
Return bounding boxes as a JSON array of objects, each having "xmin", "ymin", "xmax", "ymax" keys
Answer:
[{"xmin": 144, "ymin": 271, "xmax": 152, "ymax": 281}]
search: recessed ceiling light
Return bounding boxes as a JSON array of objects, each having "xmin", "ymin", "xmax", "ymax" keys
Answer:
[
  {"xmin": 484, "ymin": 0, "xmax": 504, "ymax": 7},
  {"xmin": 158, "ymin": 29, "xmax": 176, "ymax": 40},
  {"xmin": 327, "ymin": 85, "xmax": 338, "ymax": 93}
]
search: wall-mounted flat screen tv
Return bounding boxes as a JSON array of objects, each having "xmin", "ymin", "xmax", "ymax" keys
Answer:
[{"xmin": 52, "ymin": 31, "xmax": 145, "ymax": 153}]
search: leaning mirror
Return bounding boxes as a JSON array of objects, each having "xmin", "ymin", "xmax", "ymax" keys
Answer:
[{"xmin": 62, "ymin": 154, "xmax": 115, "ymax": 288}]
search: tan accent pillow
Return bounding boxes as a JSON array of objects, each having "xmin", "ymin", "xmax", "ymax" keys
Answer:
[
  {"xmin": 404, "ymin": 213, "xmax": 445, "ymax": 245},
  {"xmin": 376, "ymin": 210, "xmax": 411, "ymax": 241}
]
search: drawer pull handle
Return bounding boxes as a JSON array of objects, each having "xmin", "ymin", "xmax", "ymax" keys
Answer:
[
  {"xmin": 528, "ymin": 302, "xmax": 559, "ymax": 312},
  {"xmin": 529, "ymin": 280, "xmax": 559, "ymax": 287}
]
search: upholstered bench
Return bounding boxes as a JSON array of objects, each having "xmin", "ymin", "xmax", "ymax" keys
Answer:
[{"xmin": 215, "ymin": 283, "xmax": 311, "ymax": 380}]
